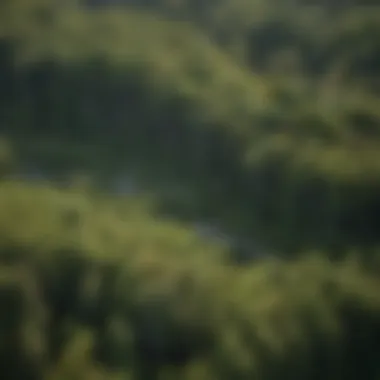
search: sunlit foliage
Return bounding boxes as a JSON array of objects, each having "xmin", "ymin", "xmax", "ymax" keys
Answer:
[
  {"xmin": 0, "ymin": 181, "xmax": 379, "ymax": 380},
  {"xmin": 1, "ymin": 2, "xmax": 380, "ymax": 378},
  {"xmin": 2, "ymin": 0, "xmax": 380, "ymax": 254}
]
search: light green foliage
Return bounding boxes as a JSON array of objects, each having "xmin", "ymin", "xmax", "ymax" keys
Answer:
[
  {"xmin": 2, "ymin": 0, "xmax": 380, "ymax": 254},
  {"xmin": 1, "ymin": 1, "xmax": 380, "ymax": 379},
  {"xmin": 0, "ymin": 181, "xmax": 379, "ymax": 380}
]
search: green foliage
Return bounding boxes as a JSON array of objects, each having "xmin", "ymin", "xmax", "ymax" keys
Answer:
[
  {"xmin": 0, "ymin": 181, "xmax": 379, "ymax": 380},
  {"xmin": 1, "ymin": 2, "xmax": 380, "ymax": 378},
  {"xmin": 2, "ymin": 0, "xmax": 380, "ymax": 254}
]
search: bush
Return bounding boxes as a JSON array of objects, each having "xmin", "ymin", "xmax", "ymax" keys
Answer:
[{"xmin": 0, "ymin": 181, "xmax": 379, "ymax": 380}]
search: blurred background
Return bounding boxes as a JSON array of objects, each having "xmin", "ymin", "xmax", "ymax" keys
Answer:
[{"xmin": 0, "ymin": 0, "xmax": 379, "ymax": 379}]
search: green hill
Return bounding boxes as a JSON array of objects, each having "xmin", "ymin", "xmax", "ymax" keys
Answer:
[{"xmin": 0, "ymin": 180, "xmax": 379, "ymax": 380}]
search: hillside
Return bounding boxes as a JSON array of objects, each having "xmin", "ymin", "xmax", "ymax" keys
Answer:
[
  {"xmin": 0, "ymin": 2, "xmax": 380, "ymax": 379},
  {"xmin": 1, "ymin": 0, "xmax": 380, "ymax": 254},
  {"xmin": 0, "ymin": 181, "xmax": 379, "ymax": 380}
]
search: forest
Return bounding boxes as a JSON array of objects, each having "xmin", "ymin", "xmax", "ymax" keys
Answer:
[{"xmin": 0, "ymin": 0, "xmax": 380, "ymax": 379}]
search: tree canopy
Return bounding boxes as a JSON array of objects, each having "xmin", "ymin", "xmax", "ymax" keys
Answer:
[{"xmin": 0, "ymin": 1, "xmax": 380, "ymax": 379}]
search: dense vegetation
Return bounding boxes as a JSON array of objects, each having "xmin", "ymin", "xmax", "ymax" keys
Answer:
[
  {"xmin": 1, "ymin": 181, "xmax": 380, "ymax": 380},
  {"xmin": 1, "ymin": 0, "xmax": 380, "ymax": 379},
  {"xmin": 2, "ymin": 0, "xmax": 380, "ymax": 254}
]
